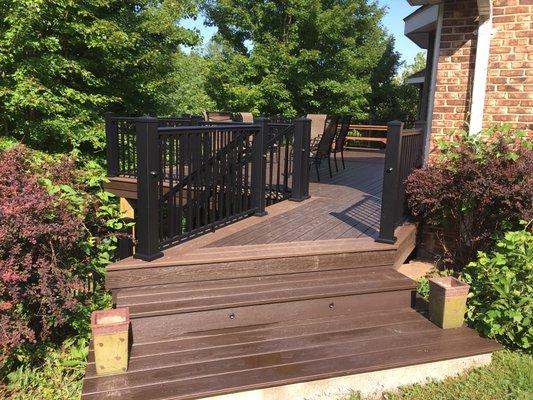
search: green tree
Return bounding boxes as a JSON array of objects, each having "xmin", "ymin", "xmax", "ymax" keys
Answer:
[
  {"xmin": 203, "ymin": 0, "xmax": 401, "ymax": 118},
  {"xmin": 158, "ymin": 52, "xmax": 216, "ymax": 116},
  {"xmin": 373, "ymin": 51, "xmax": 426, "ymax": 123},
  {"xmin": 0, "ymin": 0, "xmax": 201, "ymax": 152}
]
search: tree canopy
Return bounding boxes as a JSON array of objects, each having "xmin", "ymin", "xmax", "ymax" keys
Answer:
[
  {"xmin": 203, "ymin": 0, "xmax": 402, "ymax": 119},
  {"xmin": 0, "ymin": 0, "xmax": 201, "ymax": 152},
  {"xmin": 0, "ymin": 0, "xmax": 421, "ymax": 154}
]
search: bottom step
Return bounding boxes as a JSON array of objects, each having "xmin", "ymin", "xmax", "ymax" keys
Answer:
[{"xmin": 82, "ymin": 308, "xmax": 501, "ymax": 400}]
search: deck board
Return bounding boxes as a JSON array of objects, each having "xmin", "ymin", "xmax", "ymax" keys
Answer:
[
  {"xmin": 82, "ymin": 308, "xmax": 501, "ymax": 400},
  {"xmin": 207, "ymin": 150, "xmax": 385, "ymax": 247}
]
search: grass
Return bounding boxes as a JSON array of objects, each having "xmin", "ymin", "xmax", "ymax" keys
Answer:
[
  {"xmin": 344, "ymin": 350, "xmax": 533, "ymax": 400},
  {"xmin": 1, "ymin": 338, "xmax": 88, "ymax": 400}
]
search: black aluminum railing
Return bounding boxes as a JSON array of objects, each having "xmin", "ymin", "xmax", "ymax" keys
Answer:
[
  {"xmin": 115, "ymin": 116, "xmax": 311, "ymax": 260},
  {"xmin": 105, "ymin": 113, "xmax": 199, "ymax": 178},
  {"xmin": 377, "ymin": 120, "xmax": 426, "ymax": 243}
]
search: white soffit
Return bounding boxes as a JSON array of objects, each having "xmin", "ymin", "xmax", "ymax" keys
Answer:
[
  {"xmin": 404, "ymin": 5, "xmax": 439, "ymax": 49},
  {"xmin": 407, "ymin": 1, "xmax": 441, "ymax": 5},
  {"xmin": 406, "ymin": 69, "xmax": 426, "ymax": 85}
]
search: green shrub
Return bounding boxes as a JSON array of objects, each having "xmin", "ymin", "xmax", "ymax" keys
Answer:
[
  {"xmin": 2, "ymin": 338, "xmax": 86, "ymax": 400},
  {"xmin": 417, "ymin": 269, "xmax": 455, "ymax": 301},
  {"xmin": 0, "ymin": 144, "xmax": 128, "ymax": 372},
  {"xmin": 405, "ymin": 126, "xmax": 532, "ymax": 268},
  {"xmin": 461, "ymin": 226, "xmax": 533, "ymax": 352}
]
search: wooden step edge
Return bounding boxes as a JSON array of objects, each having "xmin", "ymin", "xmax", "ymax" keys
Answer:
[
  {"xmin": 86, "ymin": 309, "xmax": 425, "ymax": 365},
  {"xmin": 121, "ymin": 275, "xmax": 416, "ymax": 308},
  {"xmin": 166, "ymin": 339, "xmax": 500, "ymax": 400},
  {"xmin": 107, "ymin": 239, "xmax": 397, "ymax": 271},
  {"xmin": 87, "ymin": 308, "xmax": 422, "ymax": 363},
  {"xmin": 107, "ymin": 224, "xmax": 416, "ymax": 272},
  {"xmin": 126, "ymin": 283, "xmax": 416, "ymax": 319},
  {"xmin": 81, "ymin": 330, "xmax": 499, "ymax": 398},
  {"xmin": 115, "ymin": 267, "xmax": 407, "ymax": 301},
  {"xmin": 84, "ymin": 320, "xmax": 441, "ymax": 380}
]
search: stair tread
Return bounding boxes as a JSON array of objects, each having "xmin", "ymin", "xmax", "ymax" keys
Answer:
[
  {"xmin": 82, "ymin": 308, "xmax": 501, "ymax": 400},
  {"xmin": 120, "ymin": 267, "xmax": 416, "ymax": 318}
]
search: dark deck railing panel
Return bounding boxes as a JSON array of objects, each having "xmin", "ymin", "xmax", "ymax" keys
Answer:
[
  {"xmin": 264, "ymin": 121, "xmax": 294, "ymax": 206},
  {"xmin": 377, "ymin": 120, "xmax": 426, "ymax": 244},
  {"xmin": 155, "ymin": 124, "xmax": 260, "ymax": 251},
  {"xmin": 105, "ymin": 114, "xmax": 198, "ymax": 178},
  {"xmin": 106, "ymin": 114, "xmax": 311, "ymax": 260}
]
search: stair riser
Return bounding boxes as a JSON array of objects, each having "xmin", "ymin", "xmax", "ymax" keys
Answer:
[
  {"xmin": 107, "ymin": 250, "xmax": 397, "ymax": 291},
  {"xmin": 129, "ymin": 289, "xmax": 414, "ymax": 343}
]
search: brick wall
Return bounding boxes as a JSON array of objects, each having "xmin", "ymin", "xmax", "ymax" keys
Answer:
[
  {"xmin": 429, "ymin": 0, "xmax": 532, "ymax": 155},
  {"xmin": 486, "ymin": 0, "xmax": 533, "ymax": 129},
  {"xmin": 430, "ymin": 0, "xmax": 479, "ymax": 153}
]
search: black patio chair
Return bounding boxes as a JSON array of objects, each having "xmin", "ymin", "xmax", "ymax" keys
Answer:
[
  {"xmin": 332, "ymin": 115, "xmax": 352, "ymax": 172},
  {"xmin": 309, "ymin": 115, "xmax": 339, "ymax": 181}
]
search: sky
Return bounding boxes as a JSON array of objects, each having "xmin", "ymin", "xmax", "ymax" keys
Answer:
[{"xmin": 181, "ymin": 0, "xmax": 423, "ymax": 67}]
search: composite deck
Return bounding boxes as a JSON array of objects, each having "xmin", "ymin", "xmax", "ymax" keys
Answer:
[
  {"xmin": 84, "ymin": 149, "xmax": 501, "ymax": 400},
  {"xmin": 208, "ymin": 150, "xmax": 385, "ymax": 247}
]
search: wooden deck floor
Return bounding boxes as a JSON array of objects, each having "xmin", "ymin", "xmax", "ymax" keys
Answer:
[
  {"xmin": 208, "ymin": 149, "xmax": 384, "ymax": 247},
  {"xmin": 108, "ymin": 149, "xmax": 398, "ymax": 276}
]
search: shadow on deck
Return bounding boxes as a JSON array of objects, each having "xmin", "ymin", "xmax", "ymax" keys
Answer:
[{"xmin": 205, "ymin": 149, "xmax": 385, "ymax": 248}]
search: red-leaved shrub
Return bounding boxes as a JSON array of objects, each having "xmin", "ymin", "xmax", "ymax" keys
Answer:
[
  {"xmin": 0, "ymin": 145, "xmax": 127, "ymax": 367},
  {"xmin": 0, "ymin": 148, "xmax": 86, "ymax": 355},
  {"xmin": 405, "ymin": 127, "xmax": 532, "ymax": 268}
]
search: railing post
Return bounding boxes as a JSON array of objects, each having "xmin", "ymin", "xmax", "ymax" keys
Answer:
[
  {"xmin": 414, "ymin": 120, "xmax": 427, "ymax": 166},
  {"xmin": 105, "ymin": 112, "xmax": 119, "ymax": 177},
  {"xmin": 134, "ymin": 117, "xmax": 163, "ymax": 261},
  {"xmin": 290, "ymin": 117, "xmax": 311, "ymax": 202},
  {"xmin": 376, "ymin": 121, "xmax": 404, "ymax": 244},
  {"xmin": 251, "ymin": 117, "xmax": 268, "ymax": 216}
]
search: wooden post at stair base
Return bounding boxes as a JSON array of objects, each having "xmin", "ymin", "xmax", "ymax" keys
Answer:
[
  {"xmin": 376, "ymin": 121, "xmax": 404, "ymax": 244},
  {"xmin": 91, "ymin": 308, "xmax": 130, "ymax": 376}
]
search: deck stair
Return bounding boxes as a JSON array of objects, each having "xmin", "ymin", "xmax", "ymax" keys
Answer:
[
  {"xmin": 82, "ymin": 231, "xmax": 500, "ymax": 399},
  {"xmin": 114, "ymin": 266, "xmax": 416, "ymax": 342},
  {"xmin": 83, "ymin": 151, "xmax": 501, "ymax": 399}
]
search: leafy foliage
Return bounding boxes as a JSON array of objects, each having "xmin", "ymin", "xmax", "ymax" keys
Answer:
[
  {"xmin": 2, "ymin": 338, "xmax": 87, "ymax": 400},
  {"xmin": 375, "ymin": 51, "xmax": 426, "ymax": 124},
  {"xmin": 0, "ymin": 145, "xmax": 125, "ymax": 369},
  {"xmin": 0, "ymin": 0, "xmax": 201, "ymax": 152},
  {"xmin": 416, "ymin": 268, "xmax": 454, "ymax": 301},
  {"xmin": 405, "ymin": 126, "xmax": 533, "ymax": 268},
  {"xmin": 203, "ymin": 0, "xmax": 402, "ymax": 118},
  {"xmin": 462, "ymin": 227, "xmax": 533, "ymax": 351}
]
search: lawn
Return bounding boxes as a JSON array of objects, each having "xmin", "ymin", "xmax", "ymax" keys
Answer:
[{"xmin": 345, "ymin": 350, "xmax": 533, "ymax": 400}]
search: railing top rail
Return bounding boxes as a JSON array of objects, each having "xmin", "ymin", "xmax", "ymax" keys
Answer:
[
  {"xmin": 200, "ymin": 120, "xmax": 252, "ymax": 125},
  {"xmin": 401, "ymin": 128, "xmax": 424, "ymax": 137},
  {"xmin": 109, "ymin": 116, "xmax": 194, "ymax": 122},
  {"xmin": 268, "ymin": 122, "xmax": 293, "ymax": 127},
  {"xmin": 158, "ymin": 124, "xmax": 261, "ymax": 134}
]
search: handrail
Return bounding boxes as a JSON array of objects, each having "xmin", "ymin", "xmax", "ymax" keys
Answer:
[
  {"xmin": 159, "ymin": 124, "xmax": 260, "ymax": 133},
  {"xmin": 376, "ymin": 120, "xmax": 426, "ymax": 244},
  {"xmin": 161, "ymin": 127, "xmax": 257, "ymax": 199},
  {"xmin": 105, "ymin": 113, "xmax": 311, "ymax": 261}
]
